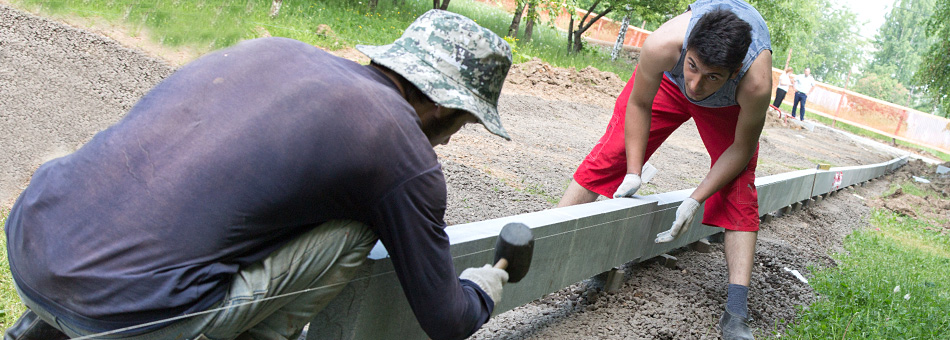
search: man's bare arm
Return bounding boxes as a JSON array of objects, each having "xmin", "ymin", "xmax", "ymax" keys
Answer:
[
  {"xmin": 690, "ymin": 50, "xmax": 772, "ymax": 202},
  {"xmin": 623, "ymin": 12, "xmax": 690, "ymax": 175}
]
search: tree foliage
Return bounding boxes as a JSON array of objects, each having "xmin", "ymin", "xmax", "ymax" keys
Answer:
[
  {"xmin": 748, "ymin": 0, "xmax": 813, "ymax": 61},
  {"xmin": 852, "ymin": 72, "xmax": 911, "ymax": 106},
  {"xmin": 806, "ymin": 1, "xmax": 866, "ymax": 85},
  {"xmin": 871, "ymin": 0, "xmax": 936, "ymax": 87},
  {"xmin": 915, "ymin": 0, "xmax": 950, "ymax": 117},
  {"xmin": 766, "ymin": 0, "xmax": 866, "ymax": 87},
  {"xmin": 859, "ymin": 0, "xmax": 938, "ymax": 113}
]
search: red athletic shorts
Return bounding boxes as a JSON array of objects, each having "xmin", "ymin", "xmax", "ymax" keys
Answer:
[{"xmin": 574, "ymin": 70, "xmax": 760, "ymax": 232}]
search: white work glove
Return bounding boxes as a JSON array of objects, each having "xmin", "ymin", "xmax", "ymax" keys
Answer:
[
  {"xmin": 612, "ymin": 163, "xmax": 657, "ymax": 198},
  {"xmin": 459, "ymin": 264, "xmax": 509, "ymax": 304},
  {"xmin": 655, "ymin": 197, "xmax": 700, "ymax": 243},
  {"xmin": 613, "ymin": 174, "xmax": 642, "ymax": 198}
]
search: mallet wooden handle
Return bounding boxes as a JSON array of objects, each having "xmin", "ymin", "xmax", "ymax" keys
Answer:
[{"xmin": 493, "ymin": 258, "xmax": 508, "ymax": 270}]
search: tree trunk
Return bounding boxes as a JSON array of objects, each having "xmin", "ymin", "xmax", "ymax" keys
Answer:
[
  {"xmin": 611, "ymin": 14, "xmax": 630, "ymax": 61},
  {"xmin": 523, "ymin": 1, "xmax": 537, "ymax": 42},
  {"xmin": 569, "ymin": 0, "xmax": 612, "ymax": 53},
  {"xmin": 369, "ymin": 0, "xmax": 379, "ymax": 10},
  {"xmin": 508, "ymin": 1, "xmax": 526, "ymax": 38},
  {"xmin": 434, "ymin": 0, "xmax": 450, "ymax": 10},
  {"xmin": 567, "ymin": 12, "xmax": 574, "ymax": 52},
  {"xmin": 269, "ymin": 0, "xmax": 282, "ymax": 18},
  {"xmin": 572, "ymin": 30, "xmax": 584, "ymax": 53}
]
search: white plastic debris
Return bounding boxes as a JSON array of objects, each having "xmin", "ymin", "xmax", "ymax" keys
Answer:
[
  {"xmin": 912, "ymin": 176, "xmax": 931, "ymax": 183},
  {"xmin": 641, "ymin": 162, "xmax": 658, "ymax": 183},
  {"xmin": 783, "ymin": 267, "xmax": 809, "ymax": 284},
  {"xmin": 904, "ymin": 293, "xmax": 911, "ymax": 300},
  {"xmin": 937, "ymin": 165, "xmax": 950, "ymax": 176},
  {"xmin": 852, "ymin": 194, "xmax": 865, "ymax": 200},
  {"xmin": 894, "ymin": 285, "xmax": 901, "ymax": 293}
]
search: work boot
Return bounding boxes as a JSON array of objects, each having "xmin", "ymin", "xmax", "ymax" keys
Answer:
[
  {"xmin": 719, "ymin": 309, "xmax": 755, "ymax": 340},
  {"xmin": 3, "ymin": 309, "xmax": 69, "ymax": 340}
]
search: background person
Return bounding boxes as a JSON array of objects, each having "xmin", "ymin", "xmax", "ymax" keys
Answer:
[
  {"xmin": 773, "ymin": 67, "xmax": 793, "ymax": 108},
  {"xmin": 558, "ymin": 0, "xmax": 771, "ymax": 339},
  {"xmin": 791, "ymin": 67, "xmax": 815, "ymax": 121},
  {"xmin": 5, "ymin": 10, "xmax": 512, "ymax": 340}
]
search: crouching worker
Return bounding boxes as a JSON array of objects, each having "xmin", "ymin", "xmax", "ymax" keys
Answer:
[
  {"xmin": 5, "ymin": 10, "xmax": 512, "ymax": 340},
  {"xmin": 558, "ymin": 0, "xmax": 772, "ymax": 339}
]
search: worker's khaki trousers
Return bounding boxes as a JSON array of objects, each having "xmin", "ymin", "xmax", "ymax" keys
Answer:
[{"xmin": 17, "ymin": 220, "xmax": 378, "ymax": 340}]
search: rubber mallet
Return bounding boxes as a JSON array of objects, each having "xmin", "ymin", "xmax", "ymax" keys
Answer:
[{"xmin": 492, "ymin": 222, "xmax": 535, "ymax": 283}]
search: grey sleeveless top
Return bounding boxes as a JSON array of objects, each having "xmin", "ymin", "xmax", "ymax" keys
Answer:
[{"xmin": 665, "ymin": 0, "xmax": 772, "ymax": 108}]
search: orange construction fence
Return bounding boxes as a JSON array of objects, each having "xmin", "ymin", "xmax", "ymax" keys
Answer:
[{"xmin": 771, "ymin": 70, "xmax": 950, "ymax": 153}]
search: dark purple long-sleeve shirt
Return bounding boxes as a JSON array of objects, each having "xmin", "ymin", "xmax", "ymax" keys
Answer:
[{"xmin": 6, "ymin": 37, "xmax": 492, "ymax": 340}]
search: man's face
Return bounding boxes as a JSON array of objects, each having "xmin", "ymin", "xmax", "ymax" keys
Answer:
[
  {"xmin": 682, "ymin": 49, "xmax": 738, "ymax": 101},
  {"xmin": 804, "ymin": 68, "xmax": 811, "ymax": 76},
  {"xmin": 423, "ymin": 109, "xmax": 480, "ymax": 147}
]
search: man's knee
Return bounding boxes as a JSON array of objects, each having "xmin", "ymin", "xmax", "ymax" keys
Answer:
[
  {"xmin": 294, "ymin": 220, "xmax": 377, "ymax": 254},
  {"xmin": 558, "ymin": 180, "xmax": 600, "ymax": 207}
]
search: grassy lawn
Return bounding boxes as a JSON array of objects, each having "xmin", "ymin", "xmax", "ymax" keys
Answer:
[
  {"xmin": 12, "ymin": 0, "xmax": 635, "ymax": 80},
  {"xmin": 780, "ymin": 182, "xmax": 950, "ymax": 339},
  {"xmin": 1, "ymin": 209, "xmax": 25, "ymax": 332}
]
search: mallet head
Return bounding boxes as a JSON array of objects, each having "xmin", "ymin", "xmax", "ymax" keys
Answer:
[{"xmin": 493, "ymin": 222, "xmax": 534, "ymax": 283}]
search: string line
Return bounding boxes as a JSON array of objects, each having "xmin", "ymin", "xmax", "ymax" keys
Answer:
[{"xmin": 71, "ymin": 203, "xmax": 681, "ymax": 339}]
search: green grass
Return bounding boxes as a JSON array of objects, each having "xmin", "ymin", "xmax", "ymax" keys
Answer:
[
  {"xmin": 781, "ymin": 207, "xmax": 950, "ymax": 339},
  {"xmin": 882, "ymin": 181, "xmax": 942, "ymax": 200},
  {"xmin": 12, "ymin": 0, "xmax": 635, "ymax": 79},
  {"xmin": 1, "ymin": 209, "xmax": 25, "ymax": 333},
  {"xmin": 778, "ymin": 102, "xmax": 950, "ymax": 162}
]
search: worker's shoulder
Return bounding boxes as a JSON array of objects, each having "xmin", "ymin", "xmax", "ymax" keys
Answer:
[
  {"xmin": 641, "ymin": 12, "xmax": 689, "ymax": 63},
  {"xmin": 738, "ymin": 50, "xmax": 772, "ymax": 94}
]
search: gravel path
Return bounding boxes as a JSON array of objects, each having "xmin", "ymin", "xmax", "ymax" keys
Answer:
[{"xmin": 1, "ymin": 3, "xmax": 173, "ymax": 205}]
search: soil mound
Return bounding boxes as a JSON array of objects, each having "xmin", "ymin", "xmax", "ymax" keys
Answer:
[
  {"xmin": 868, "ymin": 160, "xmax": 950, "ymax": 232},
  {"xmin": 504, "ymin": 58, "xmax": 626, "ymax": 108}
]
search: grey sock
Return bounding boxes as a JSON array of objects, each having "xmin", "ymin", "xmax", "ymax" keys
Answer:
[{"xmin": 726, "ymin": 283, "xmax": 749, "ymax": 318}]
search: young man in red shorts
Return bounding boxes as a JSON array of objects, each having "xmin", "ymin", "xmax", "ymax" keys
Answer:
[{"xmin": 559, "ymin": 1, "xmax": 771, "ymax": 339}]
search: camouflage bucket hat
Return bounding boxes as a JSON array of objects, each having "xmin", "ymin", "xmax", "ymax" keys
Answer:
[{"xmin": 356, "ymin": 9, "xmax": 513, "ymax": 140}]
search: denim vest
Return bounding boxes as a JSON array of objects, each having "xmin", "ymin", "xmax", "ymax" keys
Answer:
[{"xmin": 665, "ymin": 0, "xmax": 772, "ymax": 108}]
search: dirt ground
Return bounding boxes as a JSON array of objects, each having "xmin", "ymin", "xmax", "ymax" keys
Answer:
[{"xmin": 2, "ymin": 3, "xmax": 948, "ymax": 339}]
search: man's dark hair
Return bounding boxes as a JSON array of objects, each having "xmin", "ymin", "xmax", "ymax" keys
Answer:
[
  {"xmin": 686, "ymin": 9, "xmax": 752, "ymax": 71},
  {"xmin": 371, "ymin": 61, "xmax": 433, "ymax": 104}
]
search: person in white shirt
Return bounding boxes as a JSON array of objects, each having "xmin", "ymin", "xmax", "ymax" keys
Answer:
[
  {"xmin": 772, "ymin": 67, "xmax": 792, "ymax": 107},
  {"xmin": 791, "ymin": 67, "xmax": 815, "ymax": 121}
]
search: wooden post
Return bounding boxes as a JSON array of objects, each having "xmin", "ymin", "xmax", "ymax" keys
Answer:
[
  {"xmin": 784, "ymin": 48, "xmax": 792, "ymax": 70},
  {"xmin": 894, "ymin": 110, "xmax": 906, "ymax": 136},
  {"xmin": 832, "ymin": 69, "xmax": 852, "ymax": 129}
]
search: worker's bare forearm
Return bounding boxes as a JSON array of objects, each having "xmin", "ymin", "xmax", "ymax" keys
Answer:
[
  {"xmin": 691, "ymin": 144, "xmax": 755, "ymax": 202},
  {"xmin": 623, "ymin": 103, "xmax": 651, "ymax": 175}
]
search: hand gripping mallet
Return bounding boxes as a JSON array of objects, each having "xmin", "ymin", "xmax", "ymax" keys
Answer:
[{"xmin": 492, "ymin": 223, "xmax": 535, "ymax": 283}]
